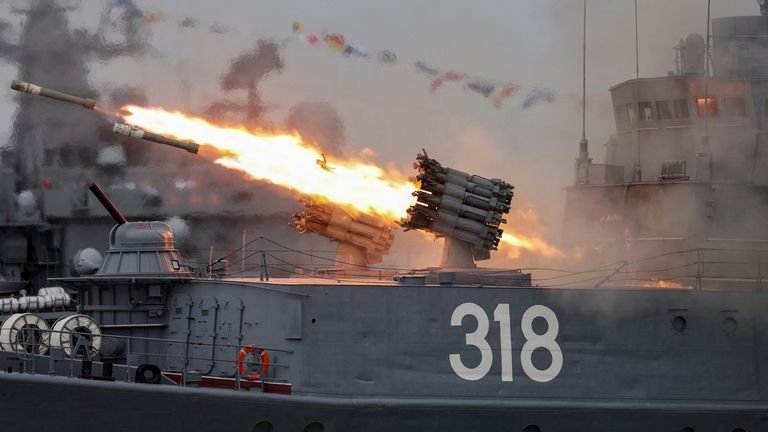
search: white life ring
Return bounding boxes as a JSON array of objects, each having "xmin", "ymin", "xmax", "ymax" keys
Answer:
[
  {"xmin": 0, "ymin": 313, "xmax": 50, "ymax": 354},
  {"xmin": 50, "ymin": 314, "xmax": 102, "ymax": 358}
]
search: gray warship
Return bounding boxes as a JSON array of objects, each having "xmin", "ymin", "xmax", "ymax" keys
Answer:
[{"xmin": 1, "ymin": 2, "xmax": 768, "ymax": 432}]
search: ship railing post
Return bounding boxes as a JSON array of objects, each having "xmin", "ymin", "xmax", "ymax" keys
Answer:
[
  {"xmin": 181, "ymin": 340, "xmax": 187, "ymax": 386},
  {"xmin": 30, "ymin": 329, "xmax": 35, "ymax": 375},
  {"xmin": 125, "ymin": 338, "xmax": 131, "ymax": 382},
  {"xmin": 235, "ymin": 344, "xmax": 241, "ymax": 391},
  {"xmin": 69, "ymin": 334, "xmax": 74, "ymax": 378},
  {"xmin": 696, "ymin": 248, "xmax": 703, "ymax": 291}
]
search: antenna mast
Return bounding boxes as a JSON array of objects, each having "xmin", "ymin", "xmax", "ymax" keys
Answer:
[
  {"xmin": 633, "ymin": 0, "xmax": 642, "ymax": 182},
  {"xmin": 575, "ymin": 0, "xmax": 591, "ymax": 185},
  {"xmin": 698, "ymin": 0, "xmax": 713, "ymax": 181}
]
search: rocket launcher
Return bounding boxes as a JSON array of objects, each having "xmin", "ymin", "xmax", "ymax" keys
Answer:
[
  {"xmin": 402, "ymin": 149, "xmax": 513, "ymax": 266},
  {"xmin": 293, "ymin": 200, "xmax": 396, "ymax": 267}
]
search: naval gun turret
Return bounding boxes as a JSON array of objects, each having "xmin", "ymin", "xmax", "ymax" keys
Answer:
[
  {"xmin": 402, "ymin": 150, "xmax": 513, "ymax": 268},
  {"xmin": 87, "ymin": 182, "xmax": 190, "ymax": 277}
]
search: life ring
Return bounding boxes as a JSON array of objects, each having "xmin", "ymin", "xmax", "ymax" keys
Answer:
[{"xmin": 237, "ymin": 343, "xmax": 269, "ymax": 380}]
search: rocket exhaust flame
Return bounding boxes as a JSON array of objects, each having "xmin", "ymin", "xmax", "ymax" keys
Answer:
[
  {"xmin": 498, "ymin": 228, "xmax": 564, "ymax": 259},
  {"xmin": 120, "ymin": 105, "xmax": 564, "ymax": 261},
  {"xmin": 119, "ymin": 105, "xmax": 415, "ymax": 219},
  {"xmin": 7, "ymin": 78, "xmax": 561, "ymax": 261}
]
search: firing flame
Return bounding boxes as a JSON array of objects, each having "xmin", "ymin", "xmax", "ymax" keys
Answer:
[
  {"xmin": 641, "ymin": 278, "xmax": 690, "ymax": 289},
  {"xmin": 499, "ymin": 228, "xmax": 564, "ymax": 259},
  {"xmin": 496, "ymin": 203, "xmax": 564, "ymax": 259},
  {"xmin": 120, "ymin": 106, "xmax": 415, "ymax": 218}
]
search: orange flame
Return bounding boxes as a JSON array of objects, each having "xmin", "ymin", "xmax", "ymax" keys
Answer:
[
  {"xmin": 120, "ymin": 106, "xmax": 415, "ymax": 219},
  {"xmin": 641, "ymin": 278, "xmax": 690, "ymax": 289},
  {"xmin": 496, "ymin": 204, "xmax": 564, "ymax": 259},
  {"xmin": 498, "ymin": 228, "xmax": 564, "ymax": 259}
]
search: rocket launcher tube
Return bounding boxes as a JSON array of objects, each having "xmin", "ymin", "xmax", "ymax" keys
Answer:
[
  {"xmin": 113, "ymin": 123, "xmax": 200, "ymax": 154},
  {"xmin": 11, "ymin": 80, "xmax": 96, "ymax": 110}
]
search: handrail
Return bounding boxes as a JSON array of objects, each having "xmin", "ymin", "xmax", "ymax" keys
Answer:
[{"xmin": 1, "ymin": 327, "xmax": 291, "ymax": 387}]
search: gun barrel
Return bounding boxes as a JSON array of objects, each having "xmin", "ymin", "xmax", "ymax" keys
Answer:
[
  {"xmin": 88, "ymin": 182, "xmax": 127, "ymax": 225},
  {"xmin": 11, "ymin": 80, "xmax": 96, "ymax": 110},
  {"xmin": 112, "ymin": 123, "xmax": 200, "ymax": 154}
]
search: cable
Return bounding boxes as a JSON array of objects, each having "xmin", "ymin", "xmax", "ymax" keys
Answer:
[
  {"xmin": 207, "ymin": 235, "xmax": 265, "ymax": 269},
  {"xmin": 616, "ymin": 261, "xmax": 698, "ymax": 274},
  {"xmin": 258, "ymin": 237, "xmax": 413, "ymax": 271}
]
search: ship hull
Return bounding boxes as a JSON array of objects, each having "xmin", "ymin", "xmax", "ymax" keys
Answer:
[{"xmin": 0, "ymin": 372, "xmax": 764, "ymax": 432}]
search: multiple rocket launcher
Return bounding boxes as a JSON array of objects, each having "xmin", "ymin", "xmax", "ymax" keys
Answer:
[
  {"xmin": 10, "ymin": 80, "xmax": 516, "ymax": 267},
  {"xmin": 402, "ymin": 151, "xmax": 513, "ymax": 261},
  {"xmin": 293, "ymin": 200, "xmax": 396, "ymax": 265}
]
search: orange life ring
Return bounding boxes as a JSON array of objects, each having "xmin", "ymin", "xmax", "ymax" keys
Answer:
[{"xmin": 237, "ymin": 343, "xmax": 270, "ymax": 380}]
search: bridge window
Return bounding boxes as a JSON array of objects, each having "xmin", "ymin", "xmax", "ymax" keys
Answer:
[
  {"xmin": 626, "ymin": 104, "xmax": 636, "ymax": 123},
  {"xmin": 674, "ymin": 99, "xmax": 690, "ymax": 118},
  {"xmin": 696, "ymin": 97, "xmax": 718, "ymax": 116},
  {"xmin": 639, "ymin": 102, "xmax": 653, "ymax": 121},
  {"xmin": 723, "ymin": 97, "xmax": 746, "ymax": 116},
  {"xmin": 656, "ymin": 100, "xmax": 672, "ymax": 120},
  {"xmin": 614, "ymin": 105, "xmax": 628, "ymax": 128}
]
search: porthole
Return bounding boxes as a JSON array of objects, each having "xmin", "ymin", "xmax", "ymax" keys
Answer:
[
  {"xmin": 723, "ymin": 317, "xmax": 737, "ymax": 334},
  {"xmin": 304, "ymin": 422, "xmax": 324, "ymax": 432},
  {"xmin": 253, "ymin": 421, "xmax": 273, "ymax": 432},
  {"xmin": 672, "ymin": 316, "xmax": 687, "ymax": 333},
  {"xmin": 523, "ymin": 425, "xmax": 541, "ymax": 432},
  {"xmin": 311, "ymin": 318, "xmax": 317, "ymax": 324}
]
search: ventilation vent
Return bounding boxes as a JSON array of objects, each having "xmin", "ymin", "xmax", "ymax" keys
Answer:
[{"xmin": 660, "ymin": 160, "xmax": 689, "ymax": 181}]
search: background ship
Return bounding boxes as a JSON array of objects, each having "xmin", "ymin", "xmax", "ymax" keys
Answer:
[{"xmin": 1, "ymin": 0, "xmax": 768, "ymax": 431}]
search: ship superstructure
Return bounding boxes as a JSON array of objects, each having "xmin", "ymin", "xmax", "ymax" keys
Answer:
[{"xmin": 564, "ymin": 11, "xmax": 768, "ymax": 289}]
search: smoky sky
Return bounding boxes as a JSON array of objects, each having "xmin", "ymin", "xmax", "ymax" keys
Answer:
[{"xmin": 0, "ymin": 0, "xmax": 759, "ymax": 230}]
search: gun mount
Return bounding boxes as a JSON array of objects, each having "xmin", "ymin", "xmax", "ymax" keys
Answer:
[
  {"xmin": 292, "ymin": 200, "xmax": 396, "ymax": 273},
  {"xmin": 87, "ymin": 181, "xmax": 190, "ymax": 277},
  {"xmin": 402, "ymin": 150, "xmax": 513, "ymax": 268}
]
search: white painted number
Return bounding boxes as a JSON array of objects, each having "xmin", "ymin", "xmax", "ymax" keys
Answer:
[
  {"xmin": 449, "ymin": 302, "xmax": 492, "ymax": 381},
  {"xmin": 493, "ymin": 303, "xmax": 514, "ymax": 382},
  {"xmin": 449, "ymin": 303, "xmax": 563, "ymax": 383},
  {"xmin": 520, "ymin": 305, "xmax": 563, "ymax": 383}
]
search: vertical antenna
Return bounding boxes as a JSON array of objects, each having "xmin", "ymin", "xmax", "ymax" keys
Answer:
[
  {"xmin": 582, "ymin": 0, "xmax": 587, "ymax": 142},
  {"xmin": 575, "ymin": 0, "xmax": 591, "ymax": 185},
  {"xmin": 703, "ymin": 0, "xmax": 712, "ymax": 139},
  {"xmin": 697, "ymin": 0, "xmax": 713, "ymax": 182},
  {"xmin": 633, "ymin": 0, "xmax": 642, "ymax": 182}
]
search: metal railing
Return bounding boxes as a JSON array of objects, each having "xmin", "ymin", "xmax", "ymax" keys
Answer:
[
  {"xmin": 529, "ymin": 247, "xmax": 768, "ymax": 290},
  {"xmin": 0, "ymin": 327, "xmax": 292, "ymax": 390}
]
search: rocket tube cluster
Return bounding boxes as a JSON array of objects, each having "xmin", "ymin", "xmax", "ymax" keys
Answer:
[
  {"xmin": 401, "ymin": 150, "xmax": 513, "ymax": 260},
  {"xmin": 293, "ymin": 200, "xmax": 395, "ymax": 265}
]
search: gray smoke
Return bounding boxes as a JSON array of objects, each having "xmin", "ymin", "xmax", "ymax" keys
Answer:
[
  {"xmin": 204, "ymin": 40, "xmax": 283, "ymax": 128},
  {"xmin": 285, "ymin": 101, "xmax": 345, "ymax": 157}
]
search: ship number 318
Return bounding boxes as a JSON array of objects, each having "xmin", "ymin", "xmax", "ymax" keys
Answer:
[{"xmin": 449, "ymin": 303, "xmax": 563, "ymax": 383}]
